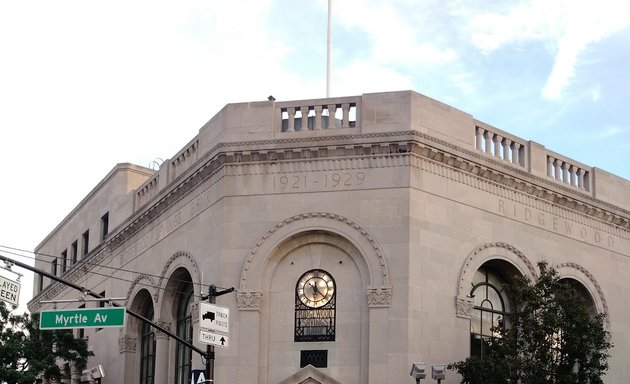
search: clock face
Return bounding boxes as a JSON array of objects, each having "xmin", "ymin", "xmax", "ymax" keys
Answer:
[{"xmin": 296, "ymin": 270, "xmax": 335, "ymax": 308}]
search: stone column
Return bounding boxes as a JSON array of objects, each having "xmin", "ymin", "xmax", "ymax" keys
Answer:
[
  {"xmin": 236, "ymin": 290, "xmax": 263, "ymax": 384},
  {"xmin": 154, "ymin": 321, "xmax": 171, "ymax": 384},
  {"xmin": 367, "ymin": 285, "xmax": 392, "ymax": 384},
  {"xmin": 119, "ymin": 335, "xmax": 137, "ymax": 383}
]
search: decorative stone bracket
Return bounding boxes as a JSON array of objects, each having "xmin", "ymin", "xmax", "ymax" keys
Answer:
[
  {"xmin": 154, "ymin": 321, "xmax": 172, "ymax": 340},
  {"xmin": 237, "ymin": 290, "xmax": 263, "ymax": 311},
  {"xmin": 455, "ymin": 295, "xmax": 474, "ymax": 319},
  {"xmin": 367, "ymin": 285, "xmax": 392, "ymax": 308},
  {"xmin": 118, "ymin": 336, "xmax": 137, "ymax": 354}
]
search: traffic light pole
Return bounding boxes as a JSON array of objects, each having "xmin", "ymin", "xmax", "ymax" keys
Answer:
[
  {"xmin": 202, "ymin": 284, "xmax": 234, "ymax": 384},
  {"xmin": 0, "ymin": 254, "xmax": 208, "ymax": 358}
]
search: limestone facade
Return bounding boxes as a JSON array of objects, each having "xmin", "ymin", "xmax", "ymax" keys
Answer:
[{"xmin": 29, "ymin": 91, "xmax": 630, "ymax": 383}]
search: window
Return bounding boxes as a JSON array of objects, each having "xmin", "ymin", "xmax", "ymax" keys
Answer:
[
  {"xmin": 295, "ymin": 269, "xmax": 336, "ymax": 342},
  {"xmin": 82, "ymin": 230, "xmax": 90, "ymax": 257},
  {"xmin": 61, "ymin": 250, "xmax": 67, "ymax": 273},
  {"xmin": 469, "ymin": 267, "xmax": 511, "ymax": 358},
  {"xmin": 100, "ymin": 212, "xmax": 109, "ymax": 241},
  {"xmin": 52, "ymin": 259, "xmax": 58, "ymax": 276},
  {"xmin": 70, "ymin": 241, "xmax": 78, "ymax": 266},
  {"xmin": 37, "ymin": 274, "xmax": 43, "ymax": 293},
  {"xmin": 140, "ymin": 306, "xmax": 156, "ymax": 384},
  {"xmin": 175, "ymin": 282, "xmax": 193, "ymax": 384}
]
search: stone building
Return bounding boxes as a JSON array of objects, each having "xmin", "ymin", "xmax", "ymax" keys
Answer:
[{"xmin": 28, "ymin": 90, "xmax": 630, "ymax": 383}]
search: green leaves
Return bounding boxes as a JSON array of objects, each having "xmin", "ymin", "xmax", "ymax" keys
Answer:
[
  {"xmin": 450, "ymin": 262, "xmax": 611, "ymax": 384},
  {"xmin": 0, "ymin": 302, "xmax": 92, "ymax": 384}
]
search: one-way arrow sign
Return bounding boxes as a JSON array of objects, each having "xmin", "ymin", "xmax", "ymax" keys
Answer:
[{"xmin": 199, "ymin": 329, "xmax": 229, "ymax": 349}]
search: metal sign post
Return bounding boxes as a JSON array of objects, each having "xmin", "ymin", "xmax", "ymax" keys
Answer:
[{"xmin": 202, "ymin": 285, "xmax": 234, "ymax": 384}]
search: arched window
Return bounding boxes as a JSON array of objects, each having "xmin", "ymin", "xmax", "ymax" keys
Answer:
[
  {"xmin": 470, "ymin": 266, "xmax": 511, "ymax": 357},
  {"xmin": 140, "ymin": 305, "xmax": 155, "ymax": 384},
  {"xmin": 174, "ymin": 281, "xmax": 193, "ymax": 384},
  {"xmin": 294, "ymin": 269, "xmax": 336, "ymax": 342}
]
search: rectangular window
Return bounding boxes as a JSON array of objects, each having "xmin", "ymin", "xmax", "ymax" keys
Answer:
[
  {"xmin": 37, "ymin": 274, "xmax": 44, "ymax": 293},
  {"xmin": 82, "ymin": 230, "xmax": 89, "ymax": 257},
  {"xmin": 52, "ymin": 259, "xmax": 58, "ymax": 276},
  {"xmin": 100, "ymin": 212, "xmax": 109, "ymax": 241},
  {"xmin": 70, "ymin": 241, "xmax": 78, "ymax": 266},
  {"xmin": 61, "ymin": 250, "xmax": 67, "ymax": 273}
]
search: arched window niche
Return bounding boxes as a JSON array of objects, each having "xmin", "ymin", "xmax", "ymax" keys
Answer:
[
  {"xmin": 469, "ymin": 260, "xmax": 522, "ymax": 358},
  {"xmin": 166, "ymin": 268, "xmax": 194, "ymax": 384}
]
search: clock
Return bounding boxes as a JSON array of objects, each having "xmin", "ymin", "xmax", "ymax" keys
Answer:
[{"xmin": 296, "ymin": 269, "xmax": 335, "ymax": 308}]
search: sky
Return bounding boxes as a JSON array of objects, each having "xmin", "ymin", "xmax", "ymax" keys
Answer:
[{"xmin": 1, "ymin": 0, "xmax": 629, "ymax": 313}]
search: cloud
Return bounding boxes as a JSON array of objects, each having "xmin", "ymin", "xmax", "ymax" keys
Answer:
[
  {"xmin": 457, "ymin": 0, "xmax": 630, "ymax": 100},
  {"xmin": 331, "ymin": 0, "xmax": 457, "ymax": 68}
]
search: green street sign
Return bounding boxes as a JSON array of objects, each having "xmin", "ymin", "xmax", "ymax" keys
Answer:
[{"xmin": 39, "ymin": 307, "xmax": 126, "ymax": 330}]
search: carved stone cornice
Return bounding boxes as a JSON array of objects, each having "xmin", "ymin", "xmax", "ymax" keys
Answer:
[
  {"xmin": 118, "ymin": 336, "xmax": 137, "ymax": 354},
  {"xmin": 237, "ymin": 290, "xmax": 263, "ymax": 311},
  {"xmin": 367, "ymin": 285, "xmax": 392, "ymax": 308}
]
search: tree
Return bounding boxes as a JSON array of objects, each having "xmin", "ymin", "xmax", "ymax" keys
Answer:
[
  {"xmin": 450, "ymin": 262, "xmax": 611, "ymax": 384},
  {"xmin": 0, "ymin": 302, "xmax": 92, "ymax": 384}
]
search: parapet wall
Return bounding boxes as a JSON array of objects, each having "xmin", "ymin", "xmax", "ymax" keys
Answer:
[{"xmin": 134, "ymin": 90, "xmax": 629, "ymax": 214}]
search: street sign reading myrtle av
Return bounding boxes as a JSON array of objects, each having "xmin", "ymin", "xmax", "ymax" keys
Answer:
[{"xmin": 40, "ymin": 307, "xmax": 126, "ymax": 330}]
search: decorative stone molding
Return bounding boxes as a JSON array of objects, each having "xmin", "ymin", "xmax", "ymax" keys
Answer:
[
  {"xmin": 555, "ymin": 262, "xmax": 610, "ymax": 324},
  {"xmin": 456, "ymin": 295, "xmax": 475, "ymax": 319},
  {"xmin": 237, "ymin": 290, "xmax": 263, "ymax": 311},
  {"xmin": 154, "ymin": 321, "xmax": 171, "ymax": 340},
  {"xmin": 191, "ymin": 302, "xmax": 199, "ymax": 322},
  {"xmin": 367, "ymin": 285, "xmax": 392, "ymax": 308},
  {"xmin": 241, "ymin": 212, "xmax": 389, "ymax": 290},
  {"xmin": 158, "ymin": 251, "xmax": 201, "ymax": 293},
  {"xmin": 118, "ymin": 336, "xmax": 137, "ymax": 354},
  {"xmin": 456, "ymin": 242, "xmax": 536, "ymax": 317},
  {"xmin": 125, "ymin": 274, "xmax": 159, "ymax": 307}
]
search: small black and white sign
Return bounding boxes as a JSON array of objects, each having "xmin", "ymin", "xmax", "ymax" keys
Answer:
[
  {"xmin": 199, "ymin": 329, "xmax": 229, "ymax": 349},
  {"xmin": 199, "ymin": 302, "xmax": 229, "ymax": 334}
]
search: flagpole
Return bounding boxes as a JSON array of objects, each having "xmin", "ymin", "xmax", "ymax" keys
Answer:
[{"xmin": 326, "ymin": 0, "xmax": 332, "ymax": 97}]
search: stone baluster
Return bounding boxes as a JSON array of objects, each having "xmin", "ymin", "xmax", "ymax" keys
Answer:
[
  {"xmin": 300, "ymin": 106, "xmax": 309, "ymax": 131},
  {"xmin": 475, "ymin": 127, "xmax": 483, "ymax": 151},
  {"xmin": 314, "ymin": 105, "xmax": 323, "ymax": 130},
  {"xmin": 502, "ymin": 138, "xmax": 511, "ymax": 162},
  {"xmin": 561, "ymin": 162, "xmax": 570, "ymax": 184},
  {"xmin": 287, "ymin": 108, "xmax": 296, "ymax": 132},
  {"xmin": 484, "ymin": 131, "xmax": 493, "ymax": 155},
  {"xmin": 547, "ymin": 156, "xmax": 554, "ymax": 178},
  {"xmin": 493, "ymin": 134, "xmax": 502, "ymax": 159},
  {"xmin": 511, "ymin": 142, "xmax": 521, "ymax": 165},
  {"xmin": 329, "ymin": 104, "xmax": 337, "ymax": 128},
  {"xmin": 342, "ymin": 103, "xmax": 350, "ymax": 128},
  {"xmin": 553, "ymin": 158, "xmax": 561, "ymax": 181},
  {"xmin": 569, "ymin": 165, "xmax": 578, "ymax": 187},
  {"xmin": 577, "ymin": 168, "xmax": 586, "ymax": 190}
]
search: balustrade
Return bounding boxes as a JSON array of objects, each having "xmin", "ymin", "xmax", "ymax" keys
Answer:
[
  {"xmin": 474, "ymin": 126, "xmax": 525, "ymax": 167},
  {"xmin": 546, "ymin": 155, "xmax": 590, "ymax": 191},
  {"xmin": 280, "ymin": 101, "xmax": 357, "ymax": 132}
]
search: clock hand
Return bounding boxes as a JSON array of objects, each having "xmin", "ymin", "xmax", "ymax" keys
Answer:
[{"xmin": 309, "ymin": 282, "xmax": 322, "ymax": 298}]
